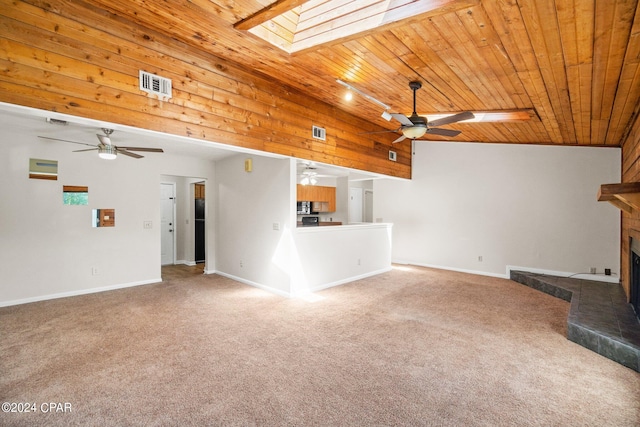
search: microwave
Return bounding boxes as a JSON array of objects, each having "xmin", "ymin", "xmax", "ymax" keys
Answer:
[{"xmin": 297, "ymin": 201, "xmax": 317, "ymax": 215}]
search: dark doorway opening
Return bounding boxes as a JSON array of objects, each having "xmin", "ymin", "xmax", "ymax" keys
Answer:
[
  {"xmin": 632, "ymin": 251, "xmax": 640, "ymax": 321},
  {"xmin": 194, "ymin": 182, "xmax": 205, "ymax": 264}
]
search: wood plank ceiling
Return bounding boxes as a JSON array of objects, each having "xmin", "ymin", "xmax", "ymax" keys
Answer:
[{"xmin": 3, "ymin": 0, "xmax": 640, "ymax": 153}]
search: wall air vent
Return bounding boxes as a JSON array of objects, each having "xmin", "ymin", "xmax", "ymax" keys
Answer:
[
  {"xmin": 46, "ymin": 118, "xmax": 68, "ymax": 126},
  {"xmin": 312, "ymin": 125, "xmax": 326, "ymax": 141},
  {"xmin": 139, "ymin": 70, "xmax": 172, "ymax": 99}
]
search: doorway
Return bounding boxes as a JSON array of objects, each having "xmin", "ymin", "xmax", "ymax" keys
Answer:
[
  {"xmin": 632, "ymin": 251, "xmax": 640, "ymax": 321},
  {"xmin": 349, "ymin": 187, "xmax": 364, "ymax": 223},
  {"xmin": 194, "ymin": 182, "xmax": 205, "ymax": 264},
  {"xmin": 364, "ymin": 189, "xmax": 374, "ymax": 223},
  {"xmin": 160, "ymin": 182, "xmax": 176, "ymax": 265}
]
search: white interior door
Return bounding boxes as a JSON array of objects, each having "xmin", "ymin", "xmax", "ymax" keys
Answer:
[
  {"xmin": 364, "ymin": 189, "xmax": 374, "ymax": 223},
  {"xmin": 160, "ymin": 183, "xmax": 176, "ymax": 265},
  {"xmin": 349, "ymin": 187, "xmax": 363, "ymax": 224}
]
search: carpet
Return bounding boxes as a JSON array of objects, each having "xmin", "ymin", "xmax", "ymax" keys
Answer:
[{"xmin": 1, "ymin": 265, "xmax": 639, "ymax": 426}]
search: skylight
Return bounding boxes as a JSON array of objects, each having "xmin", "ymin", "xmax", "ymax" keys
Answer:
[{"xmin": 236, "ymin": 0, "xmax": 458, "ymax": 54}]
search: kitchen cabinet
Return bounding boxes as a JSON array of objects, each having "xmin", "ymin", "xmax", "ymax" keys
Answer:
[
  {"xmin": 297, "ymin": 184, "xmax": 336, "ymax": 212},
  {"xmin": 194, "ymin": 183, "xmax": 205, "ymax": 199},
  {"xmin": 312, "ymin": 201, "xmax": 330, "ymax": 213},
  {"xmin": 296, "ymin": 184, "xmax": 314, "ymax": 202}
]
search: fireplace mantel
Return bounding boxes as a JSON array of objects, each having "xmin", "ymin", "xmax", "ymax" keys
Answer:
[{"xmin": 597, "ymin": 182, "xmax": 640, "ymax": 214}]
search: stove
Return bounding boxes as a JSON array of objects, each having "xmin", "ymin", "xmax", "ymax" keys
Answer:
[{"xmin": 301, "ymin": 216, "xmax": 319, "ymax": 226}]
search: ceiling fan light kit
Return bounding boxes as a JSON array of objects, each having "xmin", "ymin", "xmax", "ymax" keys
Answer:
[
  {"xmin": 402, "ymin": 125, "xmax": 427, "ymax": 139},
  {"xmin": 98, "ymin": 144, "xmax": 117, "ymax": 160},
  {"xmin": 300, "ymin": 176, "xmax": 317, "ymax": 186}
]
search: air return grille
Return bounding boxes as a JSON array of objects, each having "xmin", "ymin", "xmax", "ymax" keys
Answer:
[
  {"xmin": 139, "ymin": 70, "xmax": 172, "ymax": 99},
  {"xmin": 312, "ymin": 125, "xmax": 326, "ymax": 141}
]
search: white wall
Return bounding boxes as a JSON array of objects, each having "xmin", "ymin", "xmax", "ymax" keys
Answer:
[
  {"xmin": 292, "ymin": 224, "xmax": 392, "ymax": 295},
  {"xmin": 215, "ymin": 155, "xmax": 294, "ymax": 295},
  {"xmin": 374, "ymin": 142, "xmax": 621, "ymax": 279},
  {"xmin": 0, "ymin": 126, "xmax": 215, "ymax": 306},
  {"xmin": 334, "ymin": 176, "xmax": 349, "ymax": 223}
]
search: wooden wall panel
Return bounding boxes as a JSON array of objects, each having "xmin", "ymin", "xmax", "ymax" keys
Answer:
[
  {"xmin": 0, "ymin": 0, "xmax": 411, "ymax": 179},
  {"xmin": 621, "ymin": 112, "xmax": 640, "ymax": 299}
]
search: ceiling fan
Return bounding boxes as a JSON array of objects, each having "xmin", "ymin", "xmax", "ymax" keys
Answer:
[
  {"xmin": 297, "ymin": 161, "xmax": 335, "ymax": 185},
  {"xmin": 39, "ymin": 128, "xmax": 164, "ymax": 159},
  {"xmin": 382, "ymin": 81, "xmax": 474, "ymax": 143}
]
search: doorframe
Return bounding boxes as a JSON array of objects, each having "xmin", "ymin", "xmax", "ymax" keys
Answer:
[
  {"xmin": 364, "ymin": 189, "xmax": 374, "ymax": 223},
  {"xmin": 160, "ymin": 181, "xmax": 177, "ymax": 266},
  {"xmin": 193, "ymin": 181, "xmax": 206, "ymax": 264},
  {"xmin": 349, "ymin": 187, "xmax": 364, "ymax": 224}
]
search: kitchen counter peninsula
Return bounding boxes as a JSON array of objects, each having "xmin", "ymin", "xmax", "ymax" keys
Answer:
[
  {"xmin": 291, "ymin": 223, "xmax": 393, "ymax": 295},
  {"xmin": 296, "ymin": 221, "xmax": 342, "ymax": 227}
]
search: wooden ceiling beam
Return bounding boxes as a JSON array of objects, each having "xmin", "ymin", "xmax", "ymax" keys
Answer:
[{"xmin": 234, "ymin": 0, "xmax": 308, "ymax": 31}]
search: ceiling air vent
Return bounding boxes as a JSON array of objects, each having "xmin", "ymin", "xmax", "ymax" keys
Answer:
[
  {"xmin": 312, "ymin": 125, "xmax": 326, "ymax": 141},
  {"xmin": 46, "ymin": 118, "xmax": 68, "ymax": 126},
  {"xmin": 139, "ymin": 70, "xmax": 172, "ymax": 99}
]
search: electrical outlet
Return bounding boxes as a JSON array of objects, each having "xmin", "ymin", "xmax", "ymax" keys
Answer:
[
  {"xmin": 240, "ymin": 260, "xmax": 243, "ymax": 268},
  {"xmin": 92, "ymin": 267, "xmax": 99, "ymax": 276},
  {"xmin": 357, "ymin": 258, "xmax": 361, "ymax": 265},
  {"xmin": 590, "ymin": 267, "xmax": 596, "ymax": 274},
  {"xmin": 273, "ymin": 222, "xmax": 280, "ymax": 231},
  {"xmin": 478, "ymin": 256, "xmax": 483, "ymax": 262},
  {"xmin": 605, "ymin": 268, "xmax": 611, "ymax": 276}
]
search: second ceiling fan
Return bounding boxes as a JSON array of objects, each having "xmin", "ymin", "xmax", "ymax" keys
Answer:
[
  {"xmin": 39, "ymin": 128, "xmax": 164, "ymax": 159},
  {"xmin": 387, "ymin": 81, "xmax": 474, "ymax": 143}
]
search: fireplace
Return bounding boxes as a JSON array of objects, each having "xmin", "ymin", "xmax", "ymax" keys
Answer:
[{"xmin": 630, "ymin": 238, "xmax": 640, "ymax": 321}]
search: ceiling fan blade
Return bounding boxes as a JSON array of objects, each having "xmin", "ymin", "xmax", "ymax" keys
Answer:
[
  {"xmin": 392, "ymin": 134, "xmax": 407, "ymax": 143},
  {"xmin": 38, "ymin": 136, "xmax": 97, "ymax": 148},
  {"xmin": 390, "ymin": 113, "xmax": 414, "ymax": 127},
  {"xmin": 428, "ymin": 111, "xmax": 475, "ymax": 127},
  {"xmin": 97, "ymin": 134, "xmax": 112, "ymax": 145},
  {"xmin": 72, "ymin": 148, "xmax": 99, "ymax": 153},
  {"xmin": 427, "ymin": 127, "xmax": 462, "ymax": 137},
  {"xmin": 116, "ymin": 146, "xmax": 164, "ymax": 153},
  {"xmin": 116, "ymin": 149, "xmax": 143, "ymax": 159}
]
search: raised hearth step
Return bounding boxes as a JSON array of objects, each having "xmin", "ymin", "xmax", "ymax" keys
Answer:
[{"xmin": 510, "ymin": 271, "xmax": 640, "ymax": 372}]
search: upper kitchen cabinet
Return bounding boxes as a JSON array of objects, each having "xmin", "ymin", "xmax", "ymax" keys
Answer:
[
  {"xmin": 297, "ymin": 184, "xmax": 310, "ymax": 201},
  {"xmin": 297, "ymin": 185, "xmax": 336, "ymax": 212},
  {"xmin": 194, "ymin": 183, "xmax": 205, "ymax": 199}
]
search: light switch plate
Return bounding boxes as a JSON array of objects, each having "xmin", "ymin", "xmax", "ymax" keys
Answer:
[{"xmin": 144, "ymin": 221, "xmax": 153, "ymax": 229}]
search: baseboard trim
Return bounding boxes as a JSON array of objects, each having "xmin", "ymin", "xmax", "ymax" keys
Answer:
[
  {"xmin": 0, "ymin": 278, "xmax": 162, "ymax": 308},
  {"xmin": 506, "ymin": 265, "xmax": 620, "ymax": 284},
  {"xmin": 297, "ymin": 267, "xmax": 394, "ymax": 296},
  {"xmin": 397, "ymin": 261, "xmax": 508, "ymax": 279},
  {"xmin": 390, "ymin": 261, "xmax": 621, "ymax": 284},
  {"xmin": 215, "ymin": 267, "xmax": 393, "ymax": 298},
  {"xmin": 214, "ymin": 272, "xmax": 291, "ymax": 298}
]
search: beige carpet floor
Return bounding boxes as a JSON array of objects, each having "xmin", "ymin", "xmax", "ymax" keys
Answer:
[{"xmin": 1, "ymin": 265, "xmax": 639, "ymax": 426}]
